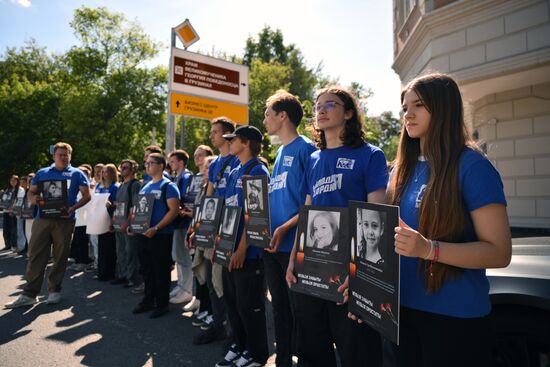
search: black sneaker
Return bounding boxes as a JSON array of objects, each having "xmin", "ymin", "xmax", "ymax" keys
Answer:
[
  {"xmin": 191, "ymin": 310, "xmax": 209, "ymax": 326},
  {"xmin": 192, "ymin": 324, "xmax": 227, "ymax": 345},
  {"xmin": 110, "ymin": 277, "xmax": 127, "ymax": 285},
  {"xmin": 233, "ymin": 350, "xmax": 262, "ymax": 367},
  {"xmin": 215, "ymin": 343, "xmax": 240, "ymax": 367},
  {"xmin": 149, "ymin": 306, "xmax": 169, "ymax": 319},
  {"xmin": 132, "ymin": 303, "xmax": 154, "ymax": 314}
]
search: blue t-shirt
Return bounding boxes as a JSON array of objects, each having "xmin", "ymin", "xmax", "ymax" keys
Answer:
[
  {"xmin": 32, "ymin": 164, "xmax": 90, "ymax": 219},
  {"xmin": 208, "ymin": 154, "xmax": 239, "ymax": 197},
  {"xmin": 269, "ymin": 136, "xmax": 316, "ymax": 252},
  {"xmin": 305, "ymin": 143, "xmax": 388, "ymax": 207},
  {"xmin": 174, "ymin": 169, "xmax": 193, "ymax": 229},
  {"xmin": 139, "ymin": 177, "xmax": 180, "ymax": 234},
  {"xmin": 95, "ymin": 182, "xmax": 120, "ymax": 217},
  {"xmin": 225, "ymin": 158, "xmax": 270, "ymax": 260},
  {"xmin": 399, "ymin": 148, "xmax": 507, "ymax": 318}
]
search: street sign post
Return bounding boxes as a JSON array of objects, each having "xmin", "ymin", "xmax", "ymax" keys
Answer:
[
  {"xmin": 169, "ymin": 48, "xmax": 249, "ymax": 124},
  {"xmin": 173, "ymin": 19, "xmax": 200, "ymax": 49},
  {"xmin": 166, "ymin": 20, "xmax": 249, "ymax": 153}
]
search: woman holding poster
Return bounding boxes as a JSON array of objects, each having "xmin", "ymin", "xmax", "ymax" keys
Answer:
[
  {"xmin": 286, "ymin": 86, "xmax": 388, "ymax": 366},
  {"xmin": 385, "ymin": 73, "xmax": 511, "ymax": 367}
]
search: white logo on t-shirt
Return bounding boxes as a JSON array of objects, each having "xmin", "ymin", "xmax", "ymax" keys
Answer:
[
  {"xmin": 283, "ymin": 156, "xmax": 294, "ymax": 167},
  {"xmin": 226, "ymin": 194, "xmax": 238, "ymax": 207},
  {"xmin": 336, "ymin": 158, "xmax": 355, "ymax": 170},
  {"xmin": 415, "ymin": 184, "xmax": 427, "ymax": 209},
  {"xmin": 312, "ymin": 174, "xmax": 343, "ymax": 197},
  {"xmin": 236, "ymin": 178, "xmax": 243, "ymax": 189},
  {"xmin": 151, "ymin": 190, "xmax": 162, "ymax": 200},
  {"xmin": 269, "ymin": 171, "xmax": 288, "ymax": 193}
]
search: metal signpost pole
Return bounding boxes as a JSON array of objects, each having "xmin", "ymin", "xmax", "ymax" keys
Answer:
[{"xmin": 166, "ymin": 30, "xmax": 176, "ymax": 154}]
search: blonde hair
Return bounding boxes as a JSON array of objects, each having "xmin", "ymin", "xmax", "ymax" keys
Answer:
[{"xmin": 102, "ymin": 163, "xmax": 119, "ymax": 185}]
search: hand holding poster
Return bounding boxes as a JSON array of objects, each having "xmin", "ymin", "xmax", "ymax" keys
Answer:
[
  {"xmin": 37, "ymin": 180, "xmax": 69, "ymax": 218},
  {"xmin": 129, "ymin": 194, "xmax": 155, "ymax": 234},
  {"xmin": 194, "ymin": 196, "xmax": 223, "ymax": 248},
  {"xmin": 242, "ymin": 176, "xmax": 271, "ymax": 248},
  {"xmin": 213, "ymin": 206, "xmax": 241, "ymax": 267},
  {"xmin": 291, "ymin": 205, "xmax": 349, "ymax": 303},
  {"xmin": 348, "ymin": 201, "xmax": 400, "ymax": 344}
]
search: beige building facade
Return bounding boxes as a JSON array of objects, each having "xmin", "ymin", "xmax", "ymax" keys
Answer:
[{"xmin": 392, "ymin": 0, "xmax": 550, "ymax": 230}]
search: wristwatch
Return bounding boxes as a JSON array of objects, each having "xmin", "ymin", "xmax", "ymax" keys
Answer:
[{"xmin": 154, "ymin": 226, "xmax": 159, "ymax": 232}]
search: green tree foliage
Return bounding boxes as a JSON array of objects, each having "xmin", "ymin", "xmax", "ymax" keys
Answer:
[{"xmin": 366, "ymin": 111, "xmax": 402, "ymax": 162}]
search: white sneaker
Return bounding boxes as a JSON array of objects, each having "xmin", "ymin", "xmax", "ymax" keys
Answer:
[
  {"xmin": 182, "ymin": 296, "xmax": 200, "ymax": 312},
  {"xmin": 5, "ymin": 294, "xmax": 38, "ymax": 309},
  {"xmin": 46, "ymin": 292, "xmax": 61, "ymax": 304},
  {"xmin": 169, "ymin": 286, "xmax": 182, "ymax": 298},
  {"xmin": 169, "ymin": 291, "xmax": 193, "ymax": 304}
]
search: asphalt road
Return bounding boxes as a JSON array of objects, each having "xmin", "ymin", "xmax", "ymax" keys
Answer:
[{"xmin": 0, "ymin": 230, "xmax": 277, "ymax": 367}]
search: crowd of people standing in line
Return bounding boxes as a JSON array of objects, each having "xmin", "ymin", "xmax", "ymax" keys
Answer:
[{"xmin": 2, "ymin": 72, "xmax": 512, "ymax": 367}]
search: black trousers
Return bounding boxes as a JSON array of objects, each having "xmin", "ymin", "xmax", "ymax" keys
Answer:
[
  {"xmin": 263, "ymin": 251, "xmax": 294, "ymax": 367},
  {"xmin": 138, "ymin": 233, "xmax": 173, "ymax": 308},
  {"xmin": 383, "ymin": 306, "xmax": 492, "ymax": 367},
  {"xmin": 70, "ymin": 226, "xmax": 91, "ymax": 264},
  {"xmin": 222, "ymin": 259, "xmax": 269, "ymax": 364},
  {"xmin": 97, "ymin": 232, "xmax": 116, "ymax": 280},
  {"xmin": 2, "ymin": 213, "xmax": 17, "ymax": 249},
  {"xmin": 293, "ymin": 291, "xmax": 382, "ymax": 367},
  {"xmin": 205, "ymin": 259, "xmax": 226, "ymax": 327}
]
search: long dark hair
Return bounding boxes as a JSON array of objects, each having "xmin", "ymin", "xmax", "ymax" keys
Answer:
[
  {"xmin": 313, "ymin": 86, "xmax": 365, "ymax": 150},
  {"xmin": 387, "ymin": 73, "xmax": 478, "ymax": 293}
]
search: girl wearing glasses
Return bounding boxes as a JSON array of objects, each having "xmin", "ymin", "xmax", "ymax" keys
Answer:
[
  {"xmin": 384, "ymin": 73, "xmax": 511, "ymax": 366},
  {"xmin": 286, "ymin": 86, "xmax": 388, "ymax": 366}
]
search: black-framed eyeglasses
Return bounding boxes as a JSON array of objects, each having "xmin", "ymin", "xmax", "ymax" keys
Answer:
[
  {"xmin": 313, "ymin": 101, "xmax": 344, "ymax": 113},
  {"xmin": 144, "ymin": 161, "xmax": 160, "ymax": 167}
]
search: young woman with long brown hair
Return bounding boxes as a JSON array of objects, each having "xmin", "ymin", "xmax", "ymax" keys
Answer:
[{"xmin": 385, "ymin": 73, "xmax": 511, "ymax": 366}]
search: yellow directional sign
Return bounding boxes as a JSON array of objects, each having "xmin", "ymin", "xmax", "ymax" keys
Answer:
[
  {"xmin": 174, "ymin": 19, "xmax": 199, "ymax": 48},
  {"xmin": 170, "ymin": 92, "xmax": 248, "ymax": 125}
]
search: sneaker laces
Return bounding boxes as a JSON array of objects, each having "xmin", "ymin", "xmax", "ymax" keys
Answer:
[
  {"xmin": 234, "ymin": 351, "xmax": 252, "ymax": 367},
  {"xmin": 223, "ymin": 344, "xmax": 239, "ymax": 361}
]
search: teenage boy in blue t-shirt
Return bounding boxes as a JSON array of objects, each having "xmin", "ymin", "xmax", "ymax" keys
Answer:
[
  {"xmin": 262, "ymin": 90, "xmax": 316, "ymax": 367},
  {"xmin": 131, "ymin": 153, "xmax": 179, "ymax": 319},
  {"xmin": 6, "ymin": 142, "xmax": 91, "ymax": 308},
  {"xmin": 216, "ymin": 125, "xmax": 270, "ymax": 367},
  {"xmin": 286, "ymin": 86, "xmax": 388, "ymax": 367}
]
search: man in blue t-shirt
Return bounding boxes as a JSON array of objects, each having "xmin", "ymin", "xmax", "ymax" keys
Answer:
[
  {"xmin": 167, "ymin": 149, "xmax": 194, "ymax": 305},
  {"xmin": 192, "ymin": 117, "xmax": 238, "ymax": 345},
  {"xmin": 131, "ymin": 152, "xmax": 179, "ymax": 319},
  {"xmin": 216, "ymin": 125, "xmax": 270, "ymax": 367},
  {"xmin": 263, "ymin": 90, "xmax": 316, "ymax": 367},
  {"xmin": 6, "ymin": 142, "xmax": 91, "ymax": 308}
]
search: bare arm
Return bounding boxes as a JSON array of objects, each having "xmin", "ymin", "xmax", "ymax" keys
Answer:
[
  {"xmin": 206, "ymin": 182, "xmax": 214, "ymax": 196},
  {"xmin": 266, "ymin": 213, "xmax": 299, "ymax": 253},
  {"xmin": 394, "ymin": 203, "xmax": 511, "ymax": 269},
  {"xmin": 367, "ymin": 187, "xmax": 386, "ymax": 204}
]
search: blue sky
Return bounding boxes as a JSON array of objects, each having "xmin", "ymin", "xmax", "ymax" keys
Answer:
[{"xmin": 0, "ymin": 0, "xmax": 402, "ymax": 116}]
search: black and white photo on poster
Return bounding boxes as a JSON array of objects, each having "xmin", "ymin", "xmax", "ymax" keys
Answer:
[
  {"xmin": 20, "ymin": 197, "xmax": 35, "ymax": 219},
  {"xmin": 242, "ymin": 176, "xmax": 271, "ymax": 248},
  {"xmin": 112, "ymin": 201, "xmax": 127, "ymax": 231},
  {"xmin": 0, "ymin": 190, "xmax": 15, "ymax": 210},
  {"xmin": 291, "ymin": 205, "xmax": 349, "ymax": 303},
  {"xmin": 348, "ymin": 201, "xmax": 400, "ymax": 344},
  {"xmin": 194, "ymin": 196, "xmax": 223, "ymax": 248},
  {"xmin": 214, "ymin": 206, "xmax": 241, "ymax": 267},
  {"xmin": 12, "ymin": 196, "xmax": 24, "ymax": 217},
  {"xmin": 184, "ymin": 173, "xmax": 204, "ymax": 209},
  {"xmin": 306, "ymin": 210, "xmax": 340, "ymax": 251},
  {"xmin": 129, "ymin": 194, "xmax": 155, "ymax": 234},
  {"xmin": 201, "ymin": 197, "xmax": 218, "ymax": 221},
  {"xmin": 38, "ymin": 180, "xmax": 69, "ymax": 217}
]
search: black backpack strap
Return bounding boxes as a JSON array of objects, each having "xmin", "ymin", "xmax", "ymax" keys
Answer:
[
  {"xmin": 243, "ymin": 159, "xmax": 263, "ymax": 176},
  {"xmin": 214, "ymin": 156, "xmax": 233, "ymax": 187}
]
